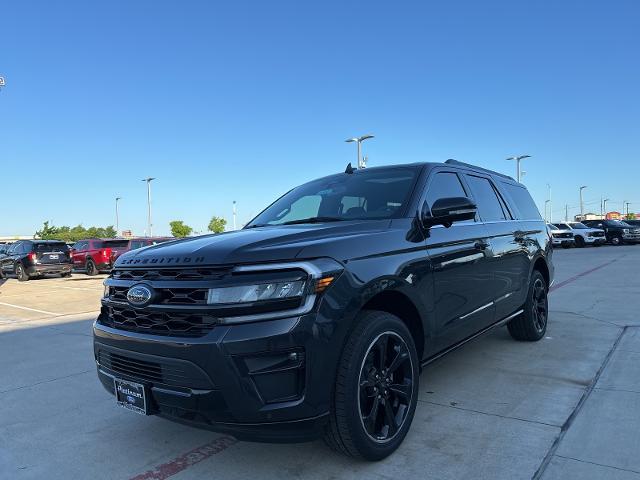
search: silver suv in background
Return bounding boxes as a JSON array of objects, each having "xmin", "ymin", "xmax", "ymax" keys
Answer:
[
  {"xmin": 552, "ymin": 222, "xmax": 606, "ymax": 247},
  {"xmin": 547, "ymin": 223, "xmax": 575, "ymax": 248}
]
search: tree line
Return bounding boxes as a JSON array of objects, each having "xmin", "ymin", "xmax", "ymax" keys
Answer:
[{"xmin": 34, "ymin": 215, "xmax": 228, "ymax": 241}]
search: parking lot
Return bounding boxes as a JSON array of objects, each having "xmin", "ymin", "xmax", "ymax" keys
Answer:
[{"xmin": 1, "ymin": 246, "xmax": 639, "ymax": 480}]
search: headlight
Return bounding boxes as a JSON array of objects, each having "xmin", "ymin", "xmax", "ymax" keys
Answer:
[
  {"xmin": 103, "ymin": 283, "xmax": 110, "ymax": 298},
  {"xmin": 211, "ymin": 259, "xmax": 343, "ymax": 324},
  {"xmin": 623, "ymin": 229, "xmax": 630, "ymax": 234},
  {"xmin": 208, "ymin": 280, "xmax": 306, "ymax": 304}
]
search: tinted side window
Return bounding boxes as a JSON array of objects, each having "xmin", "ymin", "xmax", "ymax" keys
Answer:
[
  {"xmin": 465, "ymin": 175, "xmax": 506, "ymax": 222},
  {"xmin": 425, "ymin": 172, "xmax": 467, "ymax": 210},
  {"xmin": 502, "ymin": 183, "xmax": 541, "ymax": 220}
]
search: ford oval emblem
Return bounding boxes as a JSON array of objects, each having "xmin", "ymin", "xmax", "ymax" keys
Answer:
[{"xmin": 126, "ymin": 284, "xmax": 154, "ymax": 306}]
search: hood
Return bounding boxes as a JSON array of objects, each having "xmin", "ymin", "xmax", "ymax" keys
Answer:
[{"xmin": 114, "ymin": 219, "xmax": 397, "ymax": 268}]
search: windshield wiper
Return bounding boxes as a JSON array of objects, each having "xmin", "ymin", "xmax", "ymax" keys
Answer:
[{"xmin": 281, "ymin": 216, "xmax": 346, "ymax": 226}]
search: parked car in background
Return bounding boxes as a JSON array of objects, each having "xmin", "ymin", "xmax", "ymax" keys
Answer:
[
  {"xmin": 70, "ymin": 239, "xmax": 130, "ymax": 275},
  {"xmin": 581, "ymin": 219, "xmax": 640, "ymax": 245},
  {"xmin": 552, "ymin": 222, "xmax": 606, "ymax": 247},
  {"xmin": 621, "ymin": 219, "xmax": 640, "ymax": 228},
  {"xmin": 110, "ymin": 237, "xmax": 174, "ymax": 262},
  {"xmin": 0, "ymin": 240, "xmax": 72, "ymax": 281},
  {"xmin": 547, "ymin": 223, "xmax": 574, "ymax": 248}
]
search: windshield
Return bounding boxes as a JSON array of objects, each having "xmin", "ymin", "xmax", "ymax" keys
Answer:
[
  {"xmin": 247, "ymin": 167, "xmax": 419, "ymax": 227},
  {"xmin": 95, "ymin": 240, "xmax": 129, "ymax": 249},
  {"xmin": 569, "ymin": 223, "xmax": 589, "ymax": 229},
  {"xmin": 35, "ymin": 243, "xmax": 68, "ymax": 253},
  {"xmin": 547, "ymin": 224, "xmax": 558, "ymax": 230},
  {"xmin": 553, "ymin": 223, "xmax": 569, "ymax": 230}
]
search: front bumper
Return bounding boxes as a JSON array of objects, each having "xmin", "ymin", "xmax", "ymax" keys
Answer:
[
  {"xmin": 622, "ymin": 235, "xmax": 640, "ymax": 243},
  {"xmin": 93, "ymin": 307, "xmax": 339, "ymax": 442},
  {"xmin": 26, "ymin": 263, "xmax": 72, "ymax": 275},
  {"xmin": 584, "ymin": 236, "xmax": 606, "ymax": 245},
  {"xmin": 551, "ymin": 238, "xmax": 574, "ymax": 247}
]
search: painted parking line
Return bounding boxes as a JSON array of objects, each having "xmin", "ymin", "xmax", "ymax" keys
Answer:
[
  {"xmin": 0, "ymin": 301, "xmax": 59, "ymax": 316},
  {"xmin": 129, "ymin": 436, "xmax": 238, "ymax": 480},
  {"xmin": 550, "ymin": 258, "xmax": 619, "ymax": 293}
]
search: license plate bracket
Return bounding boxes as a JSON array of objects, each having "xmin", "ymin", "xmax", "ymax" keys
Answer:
[{"xmin": 114, "ymin": 378, "xmax": 148, "ymax": 415}]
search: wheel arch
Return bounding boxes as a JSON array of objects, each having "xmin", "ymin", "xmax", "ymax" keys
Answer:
[{"xmin": 361, "ymin": 289, "xmax": 426, "ymax": 361}]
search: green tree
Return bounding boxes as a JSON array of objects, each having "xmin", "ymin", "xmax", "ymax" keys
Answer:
[
  {"xmin": 35, "ymin": 221, "xmax": 60, "ymax": 240},
  {"xmin": 207, "ymin": 216, "xmax": 227, "ymax": 233},
  {"xmin": 169, "ymin": 220, "xmax": 193, "ymax": 238},
  {"xmin": 625, "ymin": 213, "xmax": 636, "ymax": 220},
  {"xmin": 34, "ymin": 222, "xmax": 118, "ymax": 242}
]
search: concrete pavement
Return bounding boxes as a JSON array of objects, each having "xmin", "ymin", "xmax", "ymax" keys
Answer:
[{"xmin": 0, "ymin": 246, "xmax": 639, "ymax": 479}]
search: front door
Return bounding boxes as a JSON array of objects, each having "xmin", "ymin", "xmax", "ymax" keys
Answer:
[{"xmin": 420, "ymin": 170, "xmax": 496, "ymax": 353}]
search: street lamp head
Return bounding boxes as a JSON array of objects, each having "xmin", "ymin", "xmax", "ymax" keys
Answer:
[
  {"xmin": 506, "ymin": 155, "xmax": 531, "ymax": 161},
  {"xmin": 580, "ymin": 185, "xmax": 588, "ymax": 190},
  {"xmin": 345, "ymin": 138, "xmax": 358, "ymax": 143},
  {"xmin": 359, "ymin": 134, "xmax": 374, "ymax": 141}
]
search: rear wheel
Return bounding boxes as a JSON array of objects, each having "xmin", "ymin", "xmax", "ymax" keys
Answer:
[
  {"xmin": 85, "ymin": 259, "xmax": 98, "ymax": 276},
  {"xmin": 16, "ymin": 263, "xmax": 30, "ymax": 282},
  {"xmin": 61, "ymin": 272, "xmax": 72, "ymax": 278},
  {"xmin": 324, "ymin": 310, "xmax": 419, "ymax": 460},
  {"xmin": 508, "ymin": 270, "xmax": 548, "ymax": 341},
  {"xmin": 575, "ymin": 236, "xmax": 585, "ymax": 248}
]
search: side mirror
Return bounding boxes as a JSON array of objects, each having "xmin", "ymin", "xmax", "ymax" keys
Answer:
[{"xmin": 422, "ymin": 197, "xmax": 477, "ymax": 228}]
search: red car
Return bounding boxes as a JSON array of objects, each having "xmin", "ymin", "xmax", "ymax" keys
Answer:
[
  {"xmin": 111, "ymin": 237, "xmax": 174, "ymax": 262},
  {"xmin": 70, "ymin": 238, "xmax": 130, "ymax": 275}
]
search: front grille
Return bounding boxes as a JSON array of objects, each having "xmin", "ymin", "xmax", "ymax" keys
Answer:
[
  {"xmin": 98, "ymin": 351, "xmax": 164, "ymax": 383},
  {"xmin": 99, "ymin": 306, "xmax": 217, "ymax": 337},
  {"xmin": 112, "ymin": 268, "xmax": 230, "ymax": 281},
  {"xmin": 96, "ymin": 349, "xmax": 214, "ymax": 388},
  {"xmin": 109, "ymin": 286, "xmax": 208, "ymax": 305},
  {"xmin": 553, "ymin": 233, "xmax": 572, "ymax": 239},
  {"xmin": 590, "ymin": 231, "xmax": 605, "ymax": 237}
]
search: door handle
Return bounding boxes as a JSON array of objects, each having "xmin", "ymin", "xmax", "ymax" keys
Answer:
[{"xmin": 475, "ymin": 240, "xmax": 489, "ymax": 250}]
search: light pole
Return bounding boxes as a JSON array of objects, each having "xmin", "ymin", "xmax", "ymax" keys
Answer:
[
  {"xmin": 345, "ymin": 134, "xmax": 374, "ymax": 169},
  {"xmin": 625, "ymin": 201, "xmax": 631, "ymax": 218},
  {"xmin": 506, "ymin": 155, "xmax": 531, "ymax": 183},
  {"xmin": 544, "ymin": 200, "xmax": 551, "ymax": 222},
  {"xmin": 141, "ymin": 178, "xmax": 155, "ymax": 237},
  {"xmin": 603, "ymin": 198, "xmax": 610, "ymax": 219},
  {"xmin": 546, "ymin": 183, "xmax": 552, "ymax": 223},
  {"xmin": 232, "ymin": 201, "xmax": 237, "ymax": 230},
  {"xmin": 115, "ymin": 197, "xmax": 122, "ymax": 235},
  {"xmin": 579, "ymin": 185, "xmax": 588, "ymax": 218}
]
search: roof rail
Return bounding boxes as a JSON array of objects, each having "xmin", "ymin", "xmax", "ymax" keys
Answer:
[{"xmin": 444, "ymin": 159, "xmax": 515, "ymax": 181}]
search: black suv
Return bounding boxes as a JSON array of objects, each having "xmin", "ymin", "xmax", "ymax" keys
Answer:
[
  {"xmin": 581, "ymin": 219, "xmax": 640, "ymax": 245},
  {"xmin": 0, "ymin": 240, "xmax": 72, "ymax": 281},
  {"xmin": 94, "ymin": 160, "xmax": 552, "ymax": 460}
]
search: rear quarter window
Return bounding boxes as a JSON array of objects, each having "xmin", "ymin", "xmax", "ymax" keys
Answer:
[{"xmin": 501, "ymin": 182, "xmax": 541, "ymax": 220}]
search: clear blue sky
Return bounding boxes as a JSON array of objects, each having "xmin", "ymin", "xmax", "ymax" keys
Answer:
[{"xmin": 1, "ymin": 1, "xmax": 639, "ymax": 236}]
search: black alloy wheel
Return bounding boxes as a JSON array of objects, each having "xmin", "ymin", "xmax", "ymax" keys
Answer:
[
  {"xmin": 508, "ymin": 270, "xmax": 548, "ymax": 342},
  {"xmin": 358, "ymin": 331, "xmax": 414, "ymax": 443},
  {"xmin": 324, "ymin": 310, "xmax": 419, "ymax": 460},
  {"xmin": 530, "ymin": 277, "xmax": 548, "ymax": 334}
]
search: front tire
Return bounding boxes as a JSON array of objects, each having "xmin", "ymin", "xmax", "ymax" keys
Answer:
[
  {"xmin": 16, "ymin": 263, "xmax": 30, "ymax": 282},
  {"xmin": 508, "ymin": 270, "xmax": 548, "ymax": 341},
  {"xmin": 575, "ymin": 236, "xmax": 585, "ymax": 248},
  {"xmin": 611, "ymin": 236, "xmax": 622, "ymax": 246},
  {"xmin": 324, "ymin": 310, "xmax": 419, "ymax": 460}
]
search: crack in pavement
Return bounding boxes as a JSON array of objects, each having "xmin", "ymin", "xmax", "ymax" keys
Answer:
[
  {"xmin": 554, "ymin": 454, "xmax": 640, "ymax": 476},
  {"xmin": 531, "ymin": 326, "xmax": 628, "ymax": 480},
  {"xmin": 0, "ymin": 369, "xmax": 93, "ymax": 395},
  {"xmin": 417, "ymin": 398, "xmax": 562, "ymax": 429}
]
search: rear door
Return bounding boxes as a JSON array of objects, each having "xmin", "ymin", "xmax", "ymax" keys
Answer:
[
  {"xmin": 463, "ymin": 174, "xmax": 528, "ymax": 321},
  {"xmin": 71, "ymin": 241, "xmax": 88, "ymax": 268},
  {"xmin": 422, "ymin": 169, "xmax": 495, "ymax": 352},
  {"xmin": 1, "ymin": 243, "xmax": 19, "ymax": 273}
]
